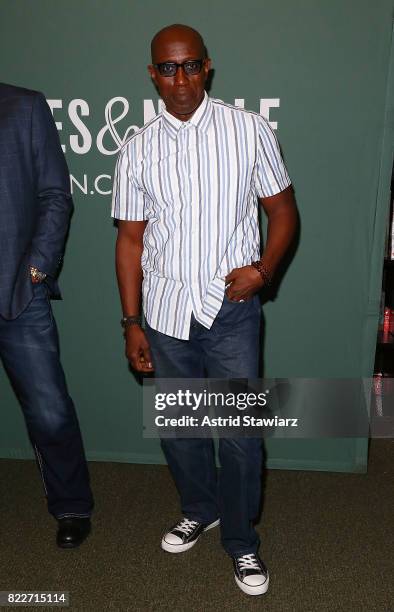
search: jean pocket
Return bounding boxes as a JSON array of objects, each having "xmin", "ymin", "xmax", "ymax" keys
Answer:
[
  {"xmin": 30, "ymin": 282, "xmax": 54, "ymax": 324},
  {"xmin": 32, "ymin": 281, "xmax": 47, "ymax": 294}
]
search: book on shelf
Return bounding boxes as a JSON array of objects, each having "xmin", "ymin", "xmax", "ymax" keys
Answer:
[{"xmin": 390, "ymin": 194, "xmax": 394, "ymax": 260}]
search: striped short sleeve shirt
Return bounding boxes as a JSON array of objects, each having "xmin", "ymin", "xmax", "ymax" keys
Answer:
[{"xmin": 111, "ymin": 92, "xmax": 291, "ymax": 340}]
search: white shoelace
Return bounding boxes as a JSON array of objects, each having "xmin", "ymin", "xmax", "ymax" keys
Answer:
[
  {"xmin": 237, "ymin": 554, "xmax": 261, "ymax": 571},
  {"xmin": 174, "ymin": 518, "xmax": 199, "ymax": 536}
]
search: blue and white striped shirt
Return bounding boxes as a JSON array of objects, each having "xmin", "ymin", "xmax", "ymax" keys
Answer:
[{"xmin": 111, "ymin": 92, "xmax": 291, "ymax": 340}]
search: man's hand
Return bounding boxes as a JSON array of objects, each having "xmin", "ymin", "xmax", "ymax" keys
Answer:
[
  {"xmin": 225, "ymin": 265, "xmax": 264, "ymax": 302},
  {"xmin": 125, "ymin": 325, "xmax": 154, "ymax": 373}
]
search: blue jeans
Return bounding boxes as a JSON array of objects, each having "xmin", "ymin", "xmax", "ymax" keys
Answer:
[
  {"xmin": 0, "ymin": 282, "xmax": 93, "ymax": 519},
  {"xmin": 146, "ymin": 293, "xmax": 263, "ymax": 556}
]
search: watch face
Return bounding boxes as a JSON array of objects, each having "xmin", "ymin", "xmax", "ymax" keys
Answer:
[{"xmin": 30, "ymin": 267, "xmax": 46, "ymax": 281}]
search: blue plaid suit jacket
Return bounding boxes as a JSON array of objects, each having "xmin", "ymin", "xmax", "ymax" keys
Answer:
[{"xmin": 0, "ymin": 83, "xmax": 73, "ymax": 319}]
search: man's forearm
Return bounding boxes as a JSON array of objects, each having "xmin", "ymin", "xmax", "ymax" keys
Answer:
[
  {"xmin": 114, "ymin": 221, "xmax": 152, "ymax": 372},
  {"xmin": 259, "ymin": 188, "xmax": 298, "ymax": 276},
  {"xmin": 115, "ymin": 235, "xmax": 144, "ymax": 317},
  {"xmin": 261, "ymin": 208, "xmax": 297, "ymax": 274}
]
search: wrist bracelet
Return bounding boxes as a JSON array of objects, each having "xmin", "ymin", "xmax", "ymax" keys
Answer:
[
  {"xmin": 251, "ymin": 260, "xmax": 272, "ymax": 285},
  {"xmin": 120, "ymin": 315, "xmax": 142, "ymax": 329}
]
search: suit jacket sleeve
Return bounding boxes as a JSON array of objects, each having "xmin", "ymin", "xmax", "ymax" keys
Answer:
[{"xmin": 29, "ymin": 92, "xmax": 73, "ymax": 277}]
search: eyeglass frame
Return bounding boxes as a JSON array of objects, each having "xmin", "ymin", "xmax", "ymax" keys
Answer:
[{"xmin": 153, "ymin": 58, "xmax": 206, "ymax": 77}]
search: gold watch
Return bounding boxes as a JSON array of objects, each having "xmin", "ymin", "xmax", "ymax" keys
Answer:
[{"xmin": 30, "ymin": 266, "xmax": 47, "ymax": 283}]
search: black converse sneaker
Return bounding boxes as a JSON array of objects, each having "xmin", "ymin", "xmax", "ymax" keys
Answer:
[
  {"xmin": 232, "ymin": 553, "xmax": 269, "ymax": 596},
  {"xmin": 161, "ymin": 517, "xmax": 220, "ymax": 553}
]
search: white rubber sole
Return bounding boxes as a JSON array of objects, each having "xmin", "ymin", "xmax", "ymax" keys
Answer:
[
  {"xmin": 234, "ymin": 573, "xmax": 269, "ymax": 596},
  {"xmin": 161, "ymin": 518, "xmax": 220, "ymax": 553}
]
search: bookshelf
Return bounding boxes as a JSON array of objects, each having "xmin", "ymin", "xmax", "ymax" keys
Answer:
[
  {"xmin": 374, "ymin": 166, "xmax": 394, "ymax": 377},
  {"xmin": 372, "ymin": 167, "xmax": 394, "ymax": 426}
]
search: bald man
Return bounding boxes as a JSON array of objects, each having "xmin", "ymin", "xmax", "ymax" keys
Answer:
[{"xmin": 112, "ymin": 24, "xmax": 297, "ymax": 596}]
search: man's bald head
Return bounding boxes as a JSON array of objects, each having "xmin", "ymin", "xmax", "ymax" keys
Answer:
[{"xmin": 150, "ymin": 24, "xmax": 207, "ymax": 63}]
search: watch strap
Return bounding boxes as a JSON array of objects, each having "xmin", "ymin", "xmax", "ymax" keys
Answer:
[{"xmin": 121, "ymin": 315, "xmax": 142, "ymax": 329}]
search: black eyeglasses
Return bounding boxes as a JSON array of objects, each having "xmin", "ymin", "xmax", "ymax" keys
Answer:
[{"xmin": 154, "ymin": 59, "xmax": 204, "ymax": 77}]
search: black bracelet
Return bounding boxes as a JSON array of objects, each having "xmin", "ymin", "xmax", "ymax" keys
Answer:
[
  {"xmin": 120, "ymin": 315, "xmax": 142, "ymax": 329},
  {"xmin": 251, "ymin": 260, "xmax": 272, "ymax": 285}
]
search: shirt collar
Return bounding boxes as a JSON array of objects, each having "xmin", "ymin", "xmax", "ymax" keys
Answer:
[{"xmin": 161, "ymin": 91, "xmax": 212, "ymax": 139}]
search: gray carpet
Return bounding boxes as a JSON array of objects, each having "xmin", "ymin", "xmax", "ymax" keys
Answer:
[{"xmin": 1, "ymin": 440, "xmax": 394, "ymax": 611}]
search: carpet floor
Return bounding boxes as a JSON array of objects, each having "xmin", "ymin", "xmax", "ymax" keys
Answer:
[{"xmin": 1, "ymin": 439, "xmax": 393, "ymax": 612}]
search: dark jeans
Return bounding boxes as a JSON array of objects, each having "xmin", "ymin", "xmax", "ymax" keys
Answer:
[
  {"xmin": 0, "ymin": 282, "xmax": 93, "ymax": 519},
  {"xmin": 146, "ymin": 293, "xmax": 263, "ymax": 556}
]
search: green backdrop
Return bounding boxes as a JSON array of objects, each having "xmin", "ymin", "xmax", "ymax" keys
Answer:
[{"xmin": 1, "ymin": 0, "xmax": 393, "ymax": 472}]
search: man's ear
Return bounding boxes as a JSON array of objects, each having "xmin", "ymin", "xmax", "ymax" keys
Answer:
[
  {"xmin": 204, "ymin": 58, "xmax": 212, "ymax": 78},
  {"xmin": 147, "ymin": 64, "xmax": 157, "ymax": 83}
]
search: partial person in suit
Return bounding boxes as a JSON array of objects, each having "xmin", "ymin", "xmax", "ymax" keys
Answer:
[{"xmin": 0, "ymin": 82, "xmax": 93, "ymax": 547}]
